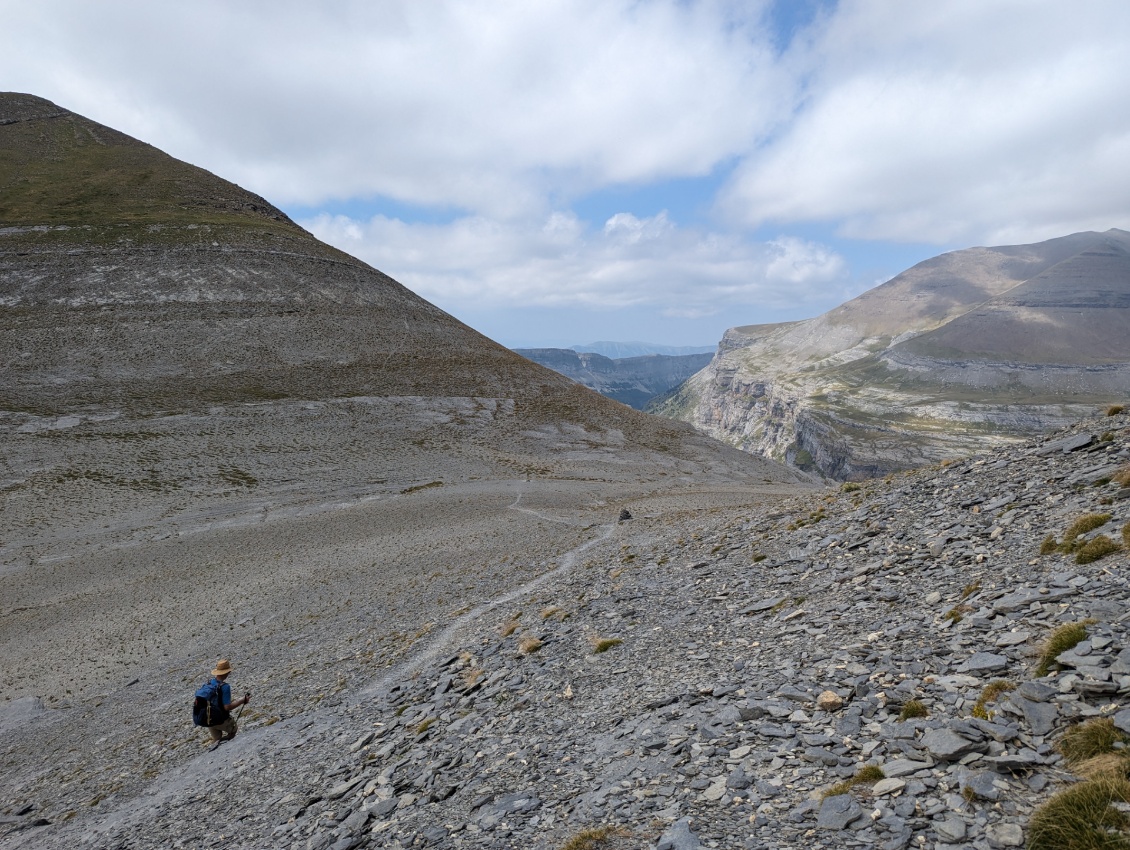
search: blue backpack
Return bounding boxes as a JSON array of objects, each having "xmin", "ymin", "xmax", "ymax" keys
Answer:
[{"xmin": 192, "ymin": 679, "xmax": 229, "ymax": 727}]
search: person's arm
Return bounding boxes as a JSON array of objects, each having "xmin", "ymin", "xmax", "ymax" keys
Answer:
[
  {"xmin": 224, "ymin": 692, "xmax": 250, "ymax": 711},
  {"xmin": 221, "ymin": 682, "xmax": 250, "ymax": 711}
]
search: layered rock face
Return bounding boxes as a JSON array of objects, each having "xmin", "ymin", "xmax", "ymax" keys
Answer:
[
  {"xmin": 0, "ymin": 93, "xmax": 795, "ymax": 508},
  {"xmin": 659, "ymin": 230, "xmax": 1130, "ymax": 479},
  {"xmin": 513, "ymin": 348, "xmax": 713, "ymax": 409}
]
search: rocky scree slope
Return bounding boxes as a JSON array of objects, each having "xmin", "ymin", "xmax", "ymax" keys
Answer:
[
  {"xmin": 513, "ymin": 349, "xmax": 713, "ymax": 410},
  {"xmin": 658, "ymin": 229, "xmax": 1130, "ymax": 480},
  {"xmin": 8, "ymin": 409, "xmax": 1130, "ymax": 849}
]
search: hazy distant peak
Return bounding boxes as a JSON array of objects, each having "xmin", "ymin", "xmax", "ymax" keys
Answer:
[{"xmin": 571, "ymin": 341, "xmax": 717, "ymax": 358}]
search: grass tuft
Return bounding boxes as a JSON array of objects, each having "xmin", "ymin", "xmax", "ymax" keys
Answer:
[
  {"xmin": 897, "ymin": 700, "xmax": 929, "ymax": 721},
  {"xmin": 1036, "ymin": 620, "xmax": 1097, "ymax": 677},
  {"xmin": 590, "ymin": 637, "xmax": 623, "ymax": 654},
  {"xmin": 1040, "ymin": 534, "xmax": 1059, "ymax": 555},
  {"xmin": 518, "ymin": 636, "xmax": 543, "ymax": 655},
  {"xmin": 971, "ymin": 680, "xmax": 1016, "ymax": 720},
  {"xmin": 1027, "ymin": 777, "xmax": 1130, "ymax": 850},
  {"xmin": 1107, "ymin": 405, "xmax": 1125, "ymax": 416},
  {"xmin": 944, "ymin": 605, "xmax": 972, "ymax": 624},
  {"xmin": 823, "ymin": 765, "xmax": 885, "ymax": 798},
  {"xmin": 560, "ymin": 826, "xmax": 630, "ymax": 850},
  {"xmin": 1060, "ymin": 514, "xmax": 1113, "ymax": 552},
  {"xmin": 1076, "ymin": 534, "xmax": 1121, "ymax": 565},
  {"xmin": 1060, "ymin": 718, "xmax": 1130, "ymax": 769}
]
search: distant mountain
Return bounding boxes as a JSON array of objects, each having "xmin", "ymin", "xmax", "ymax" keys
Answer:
[
  {"xmin": 571, "ymin": 341, "xmax": 717, "ymax": 358},
  {"xmin": 513, "ymin": 348, "xmax": 713, "ymax": 409},
  {"xmin": 657, "ymin": 229, "xmax": 1130, "ymax": 479}
]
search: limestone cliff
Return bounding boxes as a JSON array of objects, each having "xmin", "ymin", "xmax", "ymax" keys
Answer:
[{"xmin": 658, "ymin": 229, "xmax": 1130, "ymax": 479}]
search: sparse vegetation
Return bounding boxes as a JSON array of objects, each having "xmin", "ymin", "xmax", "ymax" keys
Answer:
[
  {"xmin": 1060, "ymin": 718, "xmax": 1130, "ymax": 769},
  {"xmin": 1040, "ymin": 534, "xmax": 1060, "ymax": 555},
  {"xmin": 590, "ymin": 637, "xmax": 622, "ymax": 654},
  {"xmin": 841, "ymin": 482, "xmax": 861, "ymax": 492},
  {"xmin": 1036, "ymin": 620, "xmax": 1097, "ymax": 677},
  {"xmin": 1107, "ymin": 405, "xmax": 1125, "ymax": 416},
  {"xmin": 499, "ymin": 616, "xmax": 521, "ymax": 637},
  {"xmin": 1076, "ymin": 534, "xmax": 1120, "ymax": 565},
  {"xmin": 560, "ymin": 826, "xmax": 630, "ymax": 850},
  {"xmin": 898, "ymin": 700, "xmax": 928, "ymax": 721},
  {"xmin": 1062, "ymin": 513, "xmax": 1113, "ymax": 549},
  {"xmin": 415, "ymin": 717, "xmax": 435, "ymax": 735},
  {"xmin": 1113, "ymin": 465, "xmax": 1130, "ymax": 487},
  {"xmin": 971, "ymin": 680, "xmax": 1016, "ymax": 720},
  {"xmin": 823, "ymin": 765, "xmax": 885, "ymax": 798},
  {"xmin": 461, "ymin": 667, "xmax": 486, "ymax": 690},
  {"xmin": 1027, "ymin": 777, "xmax": 1130, "ymax": 850},
  {"xmin": 943, "ymin": 605, "xmax": 972, "ymax": 624},
  {"xmin": 518, "ymin": 636, "xmax": 543, "ymax": 654},
  {"xmin": 960, "ymin": 580, "xmax": 981, "ymax": 600}
]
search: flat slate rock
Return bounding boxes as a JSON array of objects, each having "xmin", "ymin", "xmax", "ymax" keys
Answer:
[
  {"xmin": 656, "ymin": 818, "xmax": 703, "ymax": 850},
  {"xmin": 955, "ymin": 652, "xmax": 1009, "ymax": 674},
  {"xmin": 1114, "ymin": 708, "xmax": 1130, "ymax": 735},
  {"xmin": 816, "ymin": 794, "xmax": 863, "ymax": 830},
  {"xmin": 881, "ymin": 758, "xmax": 935, "ymax": 778},
  {"xmin": 922, "ymin": 729, "xmax": 987, "ymax": 761}
]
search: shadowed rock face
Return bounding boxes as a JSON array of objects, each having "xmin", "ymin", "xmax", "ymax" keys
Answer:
[{"xmin": 658, "ymin": 229, "xmax": 1130, "ymax": 479}]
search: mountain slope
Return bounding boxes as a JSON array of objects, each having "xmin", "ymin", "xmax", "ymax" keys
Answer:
[
  {"xmin": 658, "ymin": 229, "xmax": 1130, "ymax": 479},
  {"xmin": 0, "ymin": 92, "xmax": 807, "ymax": 757}
]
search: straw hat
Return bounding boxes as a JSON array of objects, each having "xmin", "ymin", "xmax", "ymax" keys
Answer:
[{"xmin": 211, "ymin": 659, "xmax": 233, "ymax": 677}]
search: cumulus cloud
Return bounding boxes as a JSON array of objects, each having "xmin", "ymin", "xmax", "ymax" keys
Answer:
[
  {"xmin": 1, "ymin": 0, "xmax": 787, "ymax": 218},
  {"xmin": 303, "ymin": 212, "xmax": 847, "ymax": 317},
  {"xmin": 4, "ymin": 1, "xmax": 1130, "ymax": 341},
  {"xmin": 719, "ymin": 0, "xmax": 1130, "ymax": 245}
]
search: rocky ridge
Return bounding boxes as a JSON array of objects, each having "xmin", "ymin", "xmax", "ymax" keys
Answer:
[
  {"xmin": 658, "ymin": 229, "xmax": 1130, "ymax": 480},
  {"xmin": 7, "ymin": 408, "xmax": 1130, "ymax": 849}
]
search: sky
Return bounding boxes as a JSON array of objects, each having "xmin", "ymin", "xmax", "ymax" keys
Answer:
[{"xmin": 3, "ymin": 0, "xmax": 1130, "ymax": 348}]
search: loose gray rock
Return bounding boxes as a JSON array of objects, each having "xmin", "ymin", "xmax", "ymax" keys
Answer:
[
  {"xmin": 816, "ymin": 794, "xmax": 863, "ymax": 830},
  {"xmin": 934, "ymin": 815, "xmax": 967, "ymax": 843},
  {"xmin": 922, "ymin": 729, "xmax": 987, "ymax": 761},
  {"xmin": 656, "ymin": 818, "xmax": 702, "ymax": 850},
  {"xmin": 1114, "ymin": 708, "xmax": 1130, "ymax": 735},
  {"xmin": 955, "ymin": 652, "xmax": 1009, "ymax": 674}
]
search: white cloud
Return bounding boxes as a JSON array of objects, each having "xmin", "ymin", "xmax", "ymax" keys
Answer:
[
  {"xmin": 1, "ymin": 0, "xmax": 786, "ymax": 218},
  {"xmin": 720, "ymin": 0, "xmax": 1130, "ymax": 245},
  {"xmin": 5, "ymin": 0, "xmax": 1130, "ymax": 342},
  {"xmin": 302, "ymin": 212, "xmax": 847, "ymax": 316}
]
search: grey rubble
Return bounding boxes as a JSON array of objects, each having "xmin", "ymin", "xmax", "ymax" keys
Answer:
[{"xmin": 6, "ymin": 413, "xmax": 1130, "ymax": 849}]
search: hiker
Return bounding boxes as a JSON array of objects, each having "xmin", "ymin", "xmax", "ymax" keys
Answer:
[{"xmin": 198, "ymin": 659, "xmax": 251, "ymax": 742}]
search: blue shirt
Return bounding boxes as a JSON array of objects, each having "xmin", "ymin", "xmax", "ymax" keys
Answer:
[{"xmin": 216, "ymin": 679, "xmax": 232, "ymax": 708}]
